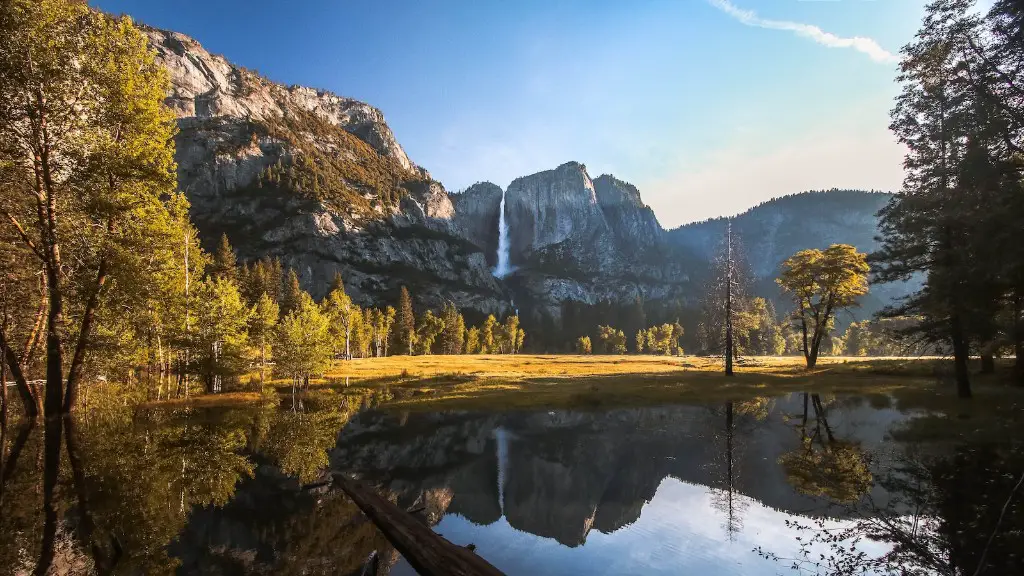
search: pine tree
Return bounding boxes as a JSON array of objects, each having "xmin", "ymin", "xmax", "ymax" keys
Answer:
[
  {"xmin": 280, "ymin": 269, "xmax": 303, "ymax": 317},
  {"xmin": 440, "ymin": 302, "xmax": 465, "ymax": 354},
  {"xmin": 395, "ymin": 286, "xmax": 416, "ymax": 355},
  {"xmin": 210, "ymin": 233, "xmax": 238, "ymax": 283}
]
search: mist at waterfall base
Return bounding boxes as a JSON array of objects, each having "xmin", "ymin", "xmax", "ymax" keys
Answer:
[{"xmin": 493, "ymin": 189, "xmax": 514, "ymax": 278}]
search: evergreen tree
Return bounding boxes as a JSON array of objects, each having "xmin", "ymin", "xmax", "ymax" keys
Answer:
[
  {"xmin": 395, "ymin": 286, "xmax": 416, "ymax": 355},
  {"xmin": 440, "ymin": 302, "xmax": 465, "ymax": 354},
  {"xmin": 280, "ymin": 269, "xmax": 303, "ymax": 317},
  {"xmin": 209, "ymin": 233, "xmax": 238, "ymax": 283}
]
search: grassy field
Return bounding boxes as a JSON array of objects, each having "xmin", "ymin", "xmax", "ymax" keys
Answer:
[{"xmin": 305, "ymin": 354, "xmax": 1015, "ymax": 412}]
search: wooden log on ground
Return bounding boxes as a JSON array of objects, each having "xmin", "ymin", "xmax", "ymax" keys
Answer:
[{"xmin": 333, "ymin": 473, "xmax": 504, "ymax": 576}]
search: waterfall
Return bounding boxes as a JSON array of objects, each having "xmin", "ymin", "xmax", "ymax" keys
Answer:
[
  {"xmin": 493, "ymin": 189, "xmax": 512, "ymax": 278},
  {"xmin": 494, "ymin": 427, "xmax": 509, "ymax": 514}
]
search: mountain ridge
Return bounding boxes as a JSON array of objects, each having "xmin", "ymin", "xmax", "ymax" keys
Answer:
[{"xmin": 142, "ymin": 22, "xmax": 905, "ymax": 348}]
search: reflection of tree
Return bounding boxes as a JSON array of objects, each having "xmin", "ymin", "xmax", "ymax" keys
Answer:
[
  {"xmin": 71, "ymin": 407, "xmax": 255, "ymax": 573},
  {"xmin": 261, "ymin": 404, "xmax": 352, "ymax": 484},
  {"xmin": 0, "ymin": 394, "xmax": 369, "ymax": 575},
  {"xmin": 762, "ymin": 445, "xmax": 1024, "ymax": 576},
  {"xmin": 0, "ymin": 422, "xmax": 42, "ymax": 574},
  {"xmin": 779, "ymin": 393, "xmax": 872, "ymax": 504},
  {"xmin": 708, "ymin": 398, "xmax": 772, "ymax": 540}
]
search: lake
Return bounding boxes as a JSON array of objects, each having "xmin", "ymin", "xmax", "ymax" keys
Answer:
[{"xmin": 1, "ymin": 389, "xmax": 1021, "ymax": 575}]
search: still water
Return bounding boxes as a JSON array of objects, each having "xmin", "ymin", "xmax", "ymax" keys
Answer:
[{"xmin": 1, "ymin": 390, "xmax": 1021, "ymax": 575}]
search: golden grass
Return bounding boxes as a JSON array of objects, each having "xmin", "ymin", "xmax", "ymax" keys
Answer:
[
  {"xmin": 137, "ymin": 390, "xmax": 266, "ymax": 410},
  {"xmin": 139, "ymin": 355, "xmax": 1023, "ymax": 415},
  {"xmin": 312, "ymin": 354, "xmax": 971, "ymax": 412}
]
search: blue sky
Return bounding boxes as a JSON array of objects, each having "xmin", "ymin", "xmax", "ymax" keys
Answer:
[{"xmin": 94, "ymin": 0, "xmax": 929, "ymax": 226}]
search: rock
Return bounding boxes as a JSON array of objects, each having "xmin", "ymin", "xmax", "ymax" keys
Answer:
[{"xmin": 143, "ymin": 25, "xmax": 507, "ymax": 314}]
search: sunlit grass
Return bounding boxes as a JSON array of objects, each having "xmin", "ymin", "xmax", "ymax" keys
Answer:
[{"xmin": 135, "ymin": 354, "xmax": 1023, "ymax": 415}]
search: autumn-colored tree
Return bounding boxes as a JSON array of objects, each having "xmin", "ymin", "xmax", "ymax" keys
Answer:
[
  {"xmin": 415, "ymin": 310, "xmax": 445, "ymax": 355},
  {"xmin": 502, "ymin": 315, "xmax": 521, "ymax": 354},
  {"xmin": 597, "ymin": 325, "xmax": 627, "ymax": 354},
  {"xmin": 465, "ymin": 326, "xmax": 481, "ymax": 354},
  {"xmin": 576, "ymin": 336, "xmax": 592, "ymax": 355},
  {"xmin": 481, "ymin": 315, "xmax": 497, "ymax": 354},
  {"xmin": 778, "ymin": 245, "xmax": 869, "ymax": 368},
  {"xmin": 192, "ymin": 278, "xmax": 250, "ymax": 392}
]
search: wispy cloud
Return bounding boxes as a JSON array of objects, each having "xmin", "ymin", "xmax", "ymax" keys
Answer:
[{"xmin": 709, "ymin": 0, "xmax": 900, "ymax": 64}]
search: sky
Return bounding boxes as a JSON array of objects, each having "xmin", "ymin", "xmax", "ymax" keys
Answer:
[{"xmin": 93, "ymin": 0, "xmax": 930, "ymax": 227}]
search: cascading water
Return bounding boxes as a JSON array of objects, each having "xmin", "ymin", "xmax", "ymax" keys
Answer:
[
  {"xmin": 493, "ymin": 190, "xmax": 512, "ymax": 278},
  {"xmin": 494, "ymin": 427, "xmax": 509, "ymax": 514}
]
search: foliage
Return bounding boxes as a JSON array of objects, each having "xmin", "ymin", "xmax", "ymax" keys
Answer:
[
  {"xmin": 248, "ymin": 293, "xmax": 279, "ymax": 383},
  {"xmin": 871, "ymin": 0, "xmax": 1024, "ymax": 395},
  {"xmin": 395, "ymin": 286, "xmax": 415, "ymax": 355},
  {"xmin": 191, "ymin": 278, "xmax": 251, "ymax": 392},
  {"xmin": 322, "ymin": 279, "xmax": 357, "ymax": 359},
  {"xmin": 575, "ymin": 336, "xmax": 593, "ymax": 354},
  {"xmin": 415, "ymin": 310, "xmax": 445, "ymax": 355},
  {"xmin": 597, "ymin": 325, "xmax": 627, "ymax": 354},
  {"xmin": 275, "ymin": 292, "xmax": 332, "ymax": 385},
  {"xmin": 778, "ymin": 245, "xmax": 870, "ymax": 368},
  {"xmin": 0, "ymin": 1, "xmax": 207, "ymax": 414}
]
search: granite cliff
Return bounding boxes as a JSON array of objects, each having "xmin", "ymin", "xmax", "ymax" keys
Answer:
[{"xmin": 144, "ymin": 26, "xmax": 508, "ymax": 314}]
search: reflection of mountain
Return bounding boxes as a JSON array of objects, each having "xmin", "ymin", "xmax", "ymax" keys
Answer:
[{"xmin": 331, "ymin": 395, "xmax": 908, "ymax": 548}]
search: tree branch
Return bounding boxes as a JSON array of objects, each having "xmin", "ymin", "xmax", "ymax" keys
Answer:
[{"xmin": 1, "ymin": 209, "xmax": 45, "ymax": 262}]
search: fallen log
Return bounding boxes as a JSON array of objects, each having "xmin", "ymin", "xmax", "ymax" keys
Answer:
[{"xmin": 333, "ymin": 473, "xmax": 504, "ymax": 576}]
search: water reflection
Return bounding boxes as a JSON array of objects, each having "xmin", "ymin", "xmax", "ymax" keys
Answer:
[{"xmin": 0, "ymin": 391, "xmax": 1020, "ymax": 575}]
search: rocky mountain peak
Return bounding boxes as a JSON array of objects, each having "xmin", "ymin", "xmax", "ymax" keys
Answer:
[
  {"xmin": 143, "ymin": 25, "xmax": 424, "ymax": 177},
  {"xmin": 504, "ymin": 161, "xmax": 604, "ymax": 261}
]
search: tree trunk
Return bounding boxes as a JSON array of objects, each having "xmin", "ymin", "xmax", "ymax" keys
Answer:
[
  {"xmin": 950, "ymin": 313, "xmax": 972, "ymax": 398},
  {"xmin": 1014, "ymin": 294, "xmax": 1024, "ymax": 385},
  {"xmin": 35, "ymin": 414, "xmax": 63, "ymax": 574},
  {"xmin": 981, "ymin": 352, "xmax": 995, "ymax": 374},
  {"xmin": 725, "ymin": 221, "xmax": 734, "ymax": 376},
  {"xmin": 1, "ymin": 347, "xmax": 6, "ymax": 430},
  {"xmin": 807, "ymin": 327, "xmax": 821, "ymax": 369},
  {"xmin": 800, "ymin": 314, "xmax": 814, "ymax": 368}
]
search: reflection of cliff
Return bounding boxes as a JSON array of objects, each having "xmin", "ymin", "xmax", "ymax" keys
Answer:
[{"xmin": 331, "ymin": 395, "xmax": 908, "ymax": 548}]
